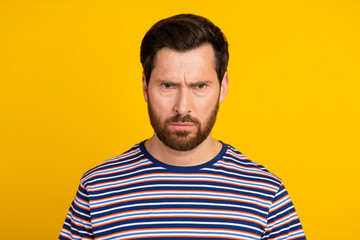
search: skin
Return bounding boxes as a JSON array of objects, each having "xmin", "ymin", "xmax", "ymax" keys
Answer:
[{"xmin": 142, "ymin": 43, "xmax": 229, "ymax": 166}]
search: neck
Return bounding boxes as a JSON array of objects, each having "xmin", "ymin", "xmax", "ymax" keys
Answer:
[{"xmin": 144, "ymin": 134, "xmax": 222, "ymax": 167}]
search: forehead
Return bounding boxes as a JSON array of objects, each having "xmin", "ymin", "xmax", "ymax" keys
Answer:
[{"xmin": 151, "ymin": 44, "xmax": 217, "ymax": 82}]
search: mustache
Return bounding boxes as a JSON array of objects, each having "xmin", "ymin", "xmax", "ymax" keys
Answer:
[{"xmin": 165, "ymin": 114, "xmax": 200, "ymax": 125}]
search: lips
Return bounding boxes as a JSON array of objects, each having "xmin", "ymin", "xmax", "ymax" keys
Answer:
[{"xmin": 169, "ymin": 122, "xmax": 196, "ymax": 131}]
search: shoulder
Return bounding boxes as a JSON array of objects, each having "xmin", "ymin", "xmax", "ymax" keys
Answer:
[
  {"xmin": 217, "ymin": 143, "xmax": 283, "ymax": 186},
  {"xmin": 79, "ymin": 142, "xmax": 148, "ymax": 186}
]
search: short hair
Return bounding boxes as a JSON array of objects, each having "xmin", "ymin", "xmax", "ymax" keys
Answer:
[{"xmin": 140, "ymin": 14, "xmax": 229, "ymax": 85}]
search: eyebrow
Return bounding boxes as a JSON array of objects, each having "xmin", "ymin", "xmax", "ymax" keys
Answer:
[
  {"xmin": 157, "ymin": 80, "xmax": 213, "ymax": 87},
  {"xmin": 189, "ymin": 81, "xmax": 212, "ymax": 87},
  {"xmin": 157, "ymin": 80, "xmax": 181, "ymax": 87}
]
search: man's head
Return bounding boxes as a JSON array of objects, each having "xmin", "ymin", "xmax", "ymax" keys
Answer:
[
  {"xmin": 140, "ymin": 14, "xmax": 229, "ymax": 151},
  {"xmin": 140, "ymin": 14, "xmax": 229, "ymax": 85}
]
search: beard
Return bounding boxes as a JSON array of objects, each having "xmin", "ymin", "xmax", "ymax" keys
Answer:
[{"xmin": 147, "ymin": 97, "xmax": 219, "ymax": 152}]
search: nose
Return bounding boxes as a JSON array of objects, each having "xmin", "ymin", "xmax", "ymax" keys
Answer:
[{"xmin": 174, "ymin": 88, "xmax": 192, "ymax": 115}]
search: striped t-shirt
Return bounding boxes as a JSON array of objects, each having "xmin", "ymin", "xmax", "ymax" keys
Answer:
[{"xmin": 59, "ymin": 141, "xmax": 306, "ymax": 240}]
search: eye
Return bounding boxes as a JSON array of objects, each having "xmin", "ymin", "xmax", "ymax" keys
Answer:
[
  {"xmin": 196, "ymin": 83, "xmax": 207, "ymax": 89},
  {"xmin": 162, "ymin": 83, "xmax": 173, "ymax": 89}
]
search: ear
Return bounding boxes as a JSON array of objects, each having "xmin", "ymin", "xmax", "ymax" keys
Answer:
[
  {"xmin": 219, "ymin": 71, "xmax": 229, "ymax": 104},
  {"xmin": 142, "ymin": 72, "xmax": 148, "ymax": 102}
]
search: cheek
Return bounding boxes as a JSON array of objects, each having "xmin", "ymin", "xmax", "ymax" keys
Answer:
[
  {"xmin": 195, "ymin": 91, "xmax": 220, "ymax": 108},
  {"xmin": 195, "ymin": 93, "xmax": 219, "ymax": 112},
  {"xmin": 149, "ymin": 95, "xmax": 174, "ymax": 119}
]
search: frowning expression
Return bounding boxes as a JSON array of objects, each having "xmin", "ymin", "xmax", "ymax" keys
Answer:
[{"xmin": 143, "ymin": 44, "xmax": 228, "ymax": 151}]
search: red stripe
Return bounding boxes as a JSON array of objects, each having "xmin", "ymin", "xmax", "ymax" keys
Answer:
[
  {"xmin": 99, "ymin": 227, "xmax": 261, "ymax": 240},
  {"xmin": 93, "ymin": 208, "xmax": 267, "ymax": 227},
  {"xmin": 90, "ymin": 189, "xmax": 271, "ymax": 209},
  {"xmin": 87, "ymin": 172, "xmax": 278, "ymax": 193}
]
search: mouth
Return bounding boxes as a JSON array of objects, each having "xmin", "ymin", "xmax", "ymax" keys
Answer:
[{"xmin": 169, "ymin": 122, "xmax": 196, "ymax": 131}]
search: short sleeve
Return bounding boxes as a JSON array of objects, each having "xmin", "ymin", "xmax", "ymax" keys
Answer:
[
  {"xmin": 262, "ymin": 184, "xmax": 306, "ymax": 240},
  {"xmin": 59, "ymin": 182, "xmax": 94, "ymax": 240}
]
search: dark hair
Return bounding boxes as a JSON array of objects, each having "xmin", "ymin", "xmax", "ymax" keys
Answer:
[{"xmin": 140, "ymin": 14, "xmax": 229, "ymax": 85}]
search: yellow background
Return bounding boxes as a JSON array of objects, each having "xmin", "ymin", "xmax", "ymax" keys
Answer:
[{"xmin": 1, "ymin": 0, "xmax": 359, "ymax": 239}]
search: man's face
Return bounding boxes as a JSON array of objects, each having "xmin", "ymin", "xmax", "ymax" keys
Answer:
[{"xmin": 143, "ymin": 44, "xmax": 228, "ymax": 151}]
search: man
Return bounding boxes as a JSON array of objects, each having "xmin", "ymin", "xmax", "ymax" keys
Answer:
[{"xmin": 59, "ymin": 14, "xmax": 306, "ymax": 240}]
